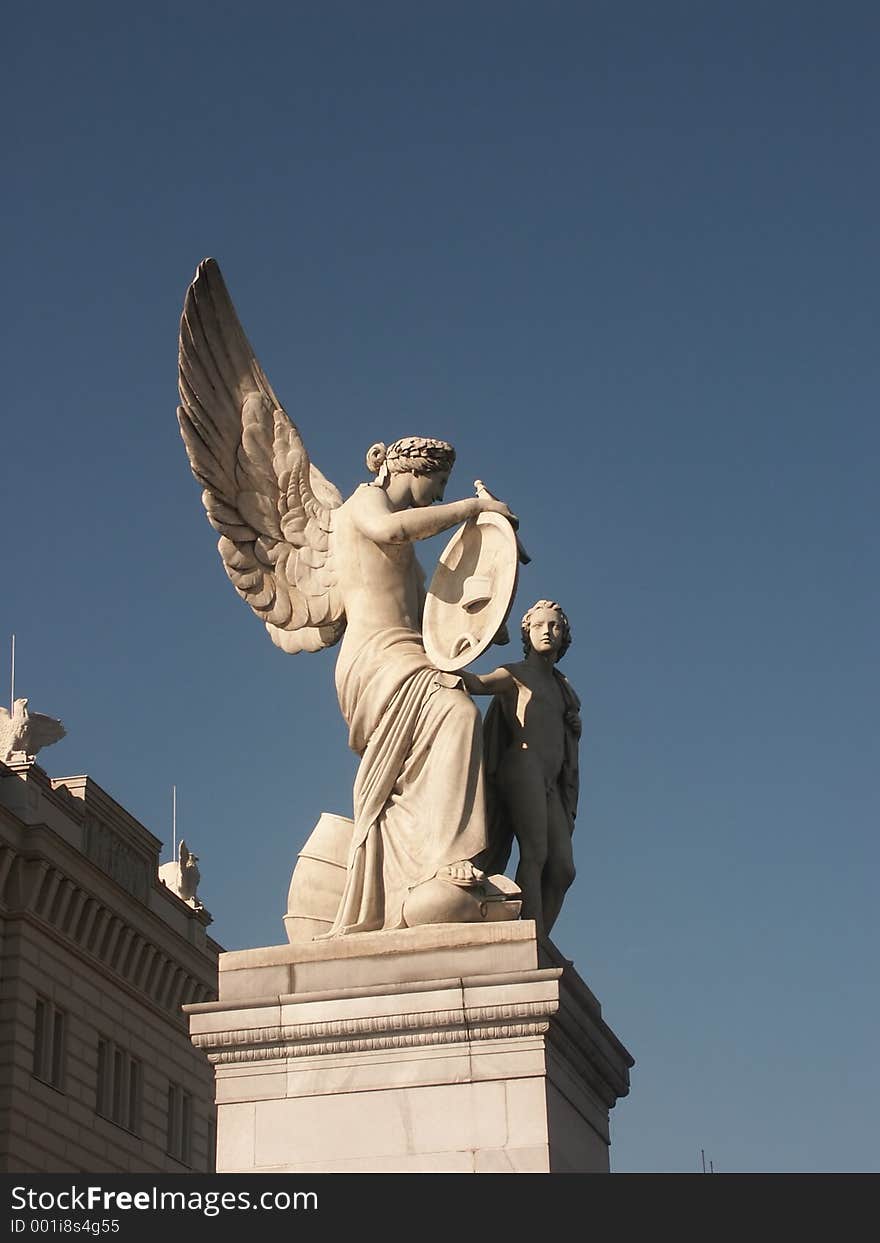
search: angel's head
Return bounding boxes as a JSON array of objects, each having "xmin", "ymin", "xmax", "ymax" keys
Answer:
[
  {"xmin": 521, "ymin": 600, "xmax": 572, "ymax": 662},
  {"xmin": 366, "ymin": 437, "xmax": 456, "ymax": 506}
]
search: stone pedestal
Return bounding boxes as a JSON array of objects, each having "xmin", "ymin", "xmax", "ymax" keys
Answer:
[{"xmin": 186, "ymin": 921, "xmax": 633, "ymax": 1173}]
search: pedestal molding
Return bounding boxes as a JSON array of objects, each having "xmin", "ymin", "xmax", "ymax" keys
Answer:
[{"xmin": 193, "ymin": 997, "xmax": 557, "ymax": 1063}]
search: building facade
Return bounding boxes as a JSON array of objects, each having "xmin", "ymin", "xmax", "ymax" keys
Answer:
[{"xmin": 0, "ymin": 757, "xmax": 221, "ymax": 1172}]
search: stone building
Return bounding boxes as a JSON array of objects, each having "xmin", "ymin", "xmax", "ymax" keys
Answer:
[{"xmin": 0, "ymin": 757, "xmax": 221, "ymax": 1172}]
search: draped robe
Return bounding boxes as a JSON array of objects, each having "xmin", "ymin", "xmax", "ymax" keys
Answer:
[{"xmin": 328, "ymin": 626, "xmax": 489, "ymax": 934}]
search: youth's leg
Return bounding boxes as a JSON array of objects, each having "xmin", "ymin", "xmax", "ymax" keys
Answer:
[
  {"xmin": 542, "ymin": 789, "xmax": 575, "ymax": 936},
  {"xmin": 497, "ymin": 748, "xmax": 550, "ymax": 937}
]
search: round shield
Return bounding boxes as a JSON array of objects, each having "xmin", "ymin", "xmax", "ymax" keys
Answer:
[{"xmin": 423, "ymin": 512, "xmax": 520, "ymax": 671}]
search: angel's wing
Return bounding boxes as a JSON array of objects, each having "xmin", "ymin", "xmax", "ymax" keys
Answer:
[{"xmin": 178, "ymin": 259, "xmax": 345, "ymax": 654}]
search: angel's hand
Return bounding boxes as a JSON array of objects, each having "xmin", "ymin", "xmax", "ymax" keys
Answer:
[
  {"xmin": 565, "ymin": 709, "xmax": 582, "ymax": 738},
  {"xmin": 473, "ymin": 479, "xmax": 520, "ymax": 531},
  {"xmin": 477, "ymin": 495, "xmax": 519, "ymax": 529}
]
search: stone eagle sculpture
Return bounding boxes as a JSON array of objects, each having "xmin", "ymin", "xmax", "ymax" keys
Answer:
[
  {"xmin": 158, "ymin": 839, "xmax": 202, "ymax": 908},
  {"xmin": 0, "ymin": 698, "xmax": 66, "ymax": 763}
]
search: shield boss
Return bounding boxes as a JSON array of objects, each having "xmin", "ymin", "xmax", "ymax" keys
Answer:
[{"xmin": 423, "ymin": 512, "xmax": 519, "ymax": 671}]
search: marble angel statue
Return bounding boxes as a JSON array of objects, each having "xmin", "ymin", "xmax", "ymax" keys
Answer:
[{"xmin": 177, "ymin": 260, "xmax": 516, "ymax": 934}]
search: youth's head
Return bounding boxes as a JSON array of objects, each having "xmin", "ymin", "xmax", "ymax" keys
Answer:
[
  {"xmin": 366, "ymin": 437, "xmax": 455, "ymax": 505},
  {"xmin": 521, "ymin": 599, "xmax": 571, "ymax": 662}
]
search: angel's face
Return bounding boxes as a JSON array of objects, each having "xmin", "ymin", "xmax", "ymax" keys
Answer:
[{"xmin": 410, "ymin": 470, "xmax": 450, "ymax": 507}]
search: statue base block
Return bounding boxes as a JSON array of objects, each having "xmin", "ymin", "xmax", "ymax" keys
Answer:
[{"xmin": 186, "ymin": 921, "xmax": 633, "ymax": 1173}]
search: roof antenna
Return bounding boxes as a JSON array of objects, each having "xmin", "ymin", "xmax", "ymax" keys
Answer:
[
  {"xmin": 172, "ymin": 785, "xmax": 177, "ymax": 861},
  {"xmin": 10, "ymin": 634, "xmax": 15, "ymax": 713}
]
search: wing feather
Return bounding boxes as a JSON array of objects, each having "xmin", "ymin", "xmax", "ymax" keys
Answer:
[
  {"xmin": 178, "ymin": 259, "xmax": 346, "ymax": 652},
  {"xmin": 24, "ymin": 713, "xmax": 67, "ymax": 751}
]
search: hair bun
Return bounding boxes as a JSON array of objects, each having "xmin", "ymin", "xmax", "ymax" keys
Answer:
[{"xmin": 365, "ymin": 442, "xmax": 387, "ymax": 474}]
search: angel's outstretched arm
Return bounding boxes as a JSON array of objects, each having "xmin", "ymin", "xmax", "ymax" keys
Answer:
[{"xmin": 351, "ymin": 487, "xmax": 515, "ymax": 546}]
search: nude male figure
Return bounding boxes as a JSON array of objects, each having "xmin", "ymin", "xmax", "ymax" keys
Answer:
[{"xmin": 463, "ymin": 601, "xmax": 581, "ymax": 936}]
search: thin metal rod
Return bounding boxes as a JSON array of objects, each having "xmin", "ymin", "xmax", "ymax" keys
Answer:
[
  {"xmin": 172, "ymin": 785, "xmax": 177, "ymax": 860},
  {"xmin": 10, "ymin": 634, "xmax": 15, "ymax": 713}
]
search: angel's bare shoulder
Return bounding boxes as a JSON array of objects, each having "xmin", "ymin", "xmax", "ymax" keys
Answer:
[
  {"xmin": 343, "ymin": 482, "xmax": 406, "ymax": 546},
  {"xmin": 347, "ymin": 482, "xmax": 395, "ymax": 514}
]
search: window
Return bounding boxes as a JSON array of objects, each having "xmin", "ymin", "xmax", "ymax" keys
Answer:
[
  {"xmin": 166, "ymin": 1082, "xmax": 193, "ymax": 1165},
  {"xmin": 32, "ymin": 996, "xmax": 66, "ymax": 1090},
  {"xmin": 96, "ymin": 1038, "xmax": 141, "ymax": 1133}
]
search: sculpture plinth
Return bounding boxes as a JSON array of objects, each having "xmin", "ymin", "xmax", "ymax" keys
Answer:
[{"xmin": 186, "ymin": 922, "xmax": 633, "ymax": 1173}]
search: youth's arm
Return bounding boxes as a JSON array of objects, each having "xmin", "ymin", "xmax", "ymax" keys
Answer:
[{"xmin": 461, "ymin": 667, "xmax": 516, "ymax": 696}]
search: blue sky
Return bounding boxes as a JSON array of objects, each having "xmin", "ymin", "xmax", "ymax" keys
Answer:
[{"xmin": 3, "ymin": 2, "xmax": 877, "ymax": 1173}]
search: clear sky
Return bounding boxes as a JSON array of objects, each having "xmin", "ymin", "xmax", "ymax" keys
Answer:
[{"xmin": 3, "ymin": 1, "xmax": 877, "ymax": 1173}]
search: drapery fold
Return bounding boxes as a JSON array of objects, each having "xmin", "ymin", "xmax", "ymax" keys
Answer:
[{"xmin": 329, "ymin": 627, "xmax": 488, "ymax": 934}]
